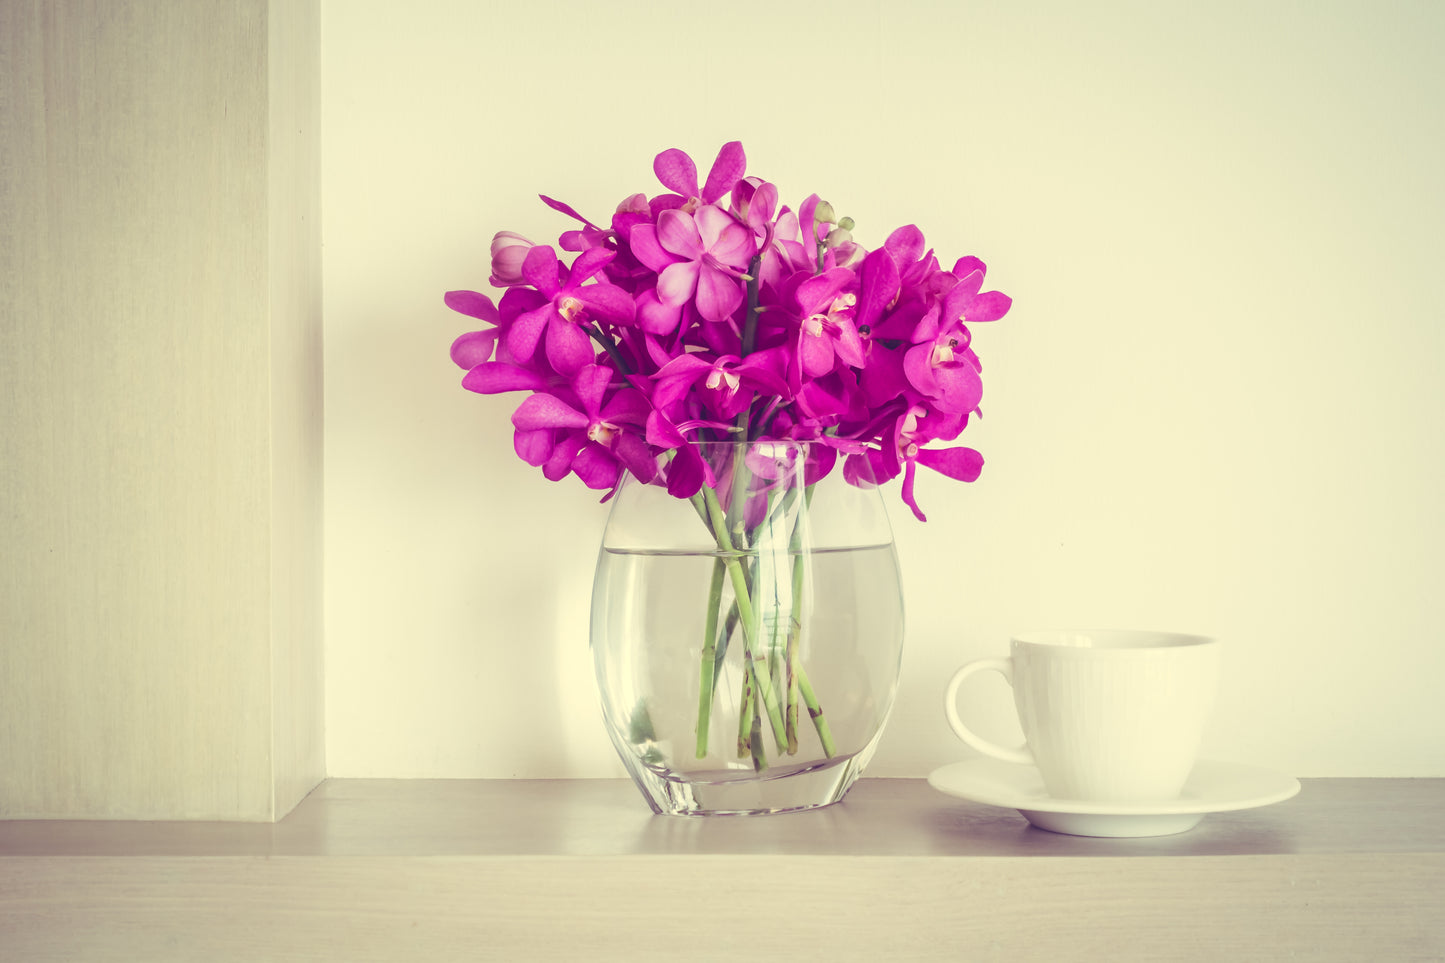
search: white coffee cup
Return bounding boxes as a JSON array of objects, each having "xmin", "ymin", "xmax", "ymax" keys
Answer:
[{"xmin": 944, "ymin": 630, "xmax": 1220, "ymax": 802}]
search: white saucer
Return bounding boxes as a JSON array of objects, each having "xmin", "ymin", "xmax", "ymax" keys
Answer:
[{"xmin": 927, "ymin": 757, "xmax": 1301, "ymax": 838}]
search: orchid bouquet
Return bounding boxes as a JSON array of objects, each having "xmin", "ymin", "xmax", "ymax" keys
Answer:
[
  {"xmin": 447, "ymin": 142, "xmax": 1010, "ymax": 778},
  {"xmin": 448, "ymin": 141, "xmax": 1010, "ymax": 519}
]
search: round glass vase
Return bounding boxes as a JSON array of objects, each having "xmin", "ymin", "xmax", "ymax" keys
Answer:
[{"xmin": 590, "ymin": 440, "xmax": 904, "ymax": 815}]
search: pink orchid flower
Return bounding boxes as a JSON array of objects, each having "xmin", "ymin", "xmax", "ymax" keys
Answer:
[
  {"xmin": 510, "ymin": 365, "xmax": 655, "ymax": 490},
  {"xmin": 794, "ymin": 268, "xmax": 867, "ymax": 379},
  {"xmin": 901, "ymin": 259, "xmax": 1012, "ymax": 414},
  {"xmin": 866, "ymin": 406, "xmax": 985, "ymax": 522},
  {"xmin": 505, "ymin": 245, "xmax": 636, "ymax": 376},
  {"xmin": 628, "ymin": 207, "xmax": 755, "ymax": 323},
  {"xmin": 651, "ymin": 347, "xmax": 791, "ymax": 421}
]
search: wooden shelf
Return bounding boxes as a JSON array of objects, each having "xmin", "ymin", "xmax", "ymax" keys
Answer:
[{"xmin": 3, "ymin": 777, "xmax": 1442, "ymax": 960}]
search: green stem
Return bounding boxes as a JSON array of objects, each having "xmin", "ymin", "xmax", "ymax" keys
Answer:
[
  {"xmin": 796, "ymin": 661, "xmax": 836, "ymax": 758},
  {"xmin": 587, "ymin": 322, "xmax": 632, "ymax": 375},
  {"xmin": 736, "ymin": 665, "xmax": 758, "ymax": 765},
  {"xmin": 741, "ymin": 253, "xmax": 763, "ymax": 358},
  {"xmin": 695, "ymin": 555, "xmax": 727, "ymax": 758},
  {"xmin": 748, "ymin": 703, "xmax": 766, "ymax": 771},
  {"xmin": 787, "ymin": 484, "xmax": 835, "ymax": 757},
  {"xmin": 701, "ymin": 486, "xmax": 790, "ymax": 752}
]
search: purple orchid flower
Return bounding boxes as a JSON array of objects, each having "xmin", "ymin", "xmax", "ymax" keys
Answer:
[
  {"xmin": 900, "ymin": 258, "xmax": 1012, "ymax": 415},
  {"xmin": 505, "ymin": 245, "xmax": 636, "ymax": 376},
  {"xmin": 628, "ymin": 207, "xmax": 755, "ymax": 323},
  {"xmin": 651, "ymin": 347, "xmax": 791, "ymax": 421},
  {"xmin": 510, "ymin": 365, "xmax": 656, "ymax": 490},
  {"xmin": 862, "ymin": 405, "xmax": 985, "ymax": 522},
  {"xmin": 793, "ymin": 268, "xmax": 866, "ymax": 380}
]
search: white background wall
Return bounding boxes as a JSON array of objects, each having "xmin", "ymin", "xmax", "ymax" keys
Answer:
[{"xmin": 321, "ymin": 0, "xmax": 1445, "ymax": 779}]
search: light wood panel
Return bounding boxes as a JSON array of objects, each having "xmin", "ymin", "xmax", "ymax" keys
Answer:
[
  {"xmin": 0, "ymin": 778, "xmax": 1440, "ymax": 961},
  {"xmin": 0, "ymin": 0, "xmax": 322, "ymax": 820}
]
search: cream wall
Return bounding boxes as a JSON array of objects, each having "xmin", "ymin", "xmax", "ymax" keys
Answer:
[{"xmin": 322, "ymin": 0, "xmax": 1445, "ymax": 778}]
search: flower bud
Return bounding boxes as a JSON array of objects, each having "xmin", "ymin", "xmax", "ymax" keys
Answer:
[
  {"xmin": 488, "ymin": 231, "xmax": 534, "ymax": 287},
  {"xmin": 837, "ymin": 216, "xmax": 855, "ymax": 232},
  {"xmin": 813, "ymin": 200, "xmax": 836, "ymax": 224},
  {"xmin": 615, "ymin": 193, "xmax": 649, "ymax": 215},
  {"xmin": 825, "ymin": 226, "xmax": 853, "ymax": 248}
]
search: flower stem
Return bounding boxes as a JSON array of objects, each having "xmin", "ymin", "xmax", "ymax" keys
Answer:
[
  {"xmin": 695, "ymin": 555, "xmax": 727, "ymax": 758},
  {"xmin": 796, "ymin": 661, "xmax": 836, "ymax": 758},
  {"xmin": 736, "ymin": 666, "xmax": 759, "ymax": 766},
  {"xmin": 788, "ymin": 484, "xmax": 836, "ymax": 758},
  {"xmin": 741, "ymin": 252, "xmax": 763, "ymax": 358},
  {"xmin": 701, "ymin": 485, "xmax": 790, "ymax": 753},
  {"xmin": 587, "ymin": 322, "xmax": 632, "ymax": 376}
]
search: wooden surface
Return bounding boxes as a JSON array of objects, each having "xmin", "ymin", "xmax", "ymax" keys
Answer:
[
  {"xmin": 2, "ymin": 777, "xmax": 1441, "ymax": 960},
  {"xmin": 0, "ymin": 0, "xmax": 323, "ymax": 820}
]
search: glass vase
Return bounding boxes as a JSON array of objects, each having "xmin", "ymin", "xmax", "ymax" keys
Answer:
[{"xmin": 590, "ymin": 440, "xmax": 904, "ymax": 815}]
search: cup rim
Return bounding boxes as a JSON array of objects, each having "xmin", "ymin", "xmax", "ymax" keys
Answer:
[{"xmin": 1011, "ymin": 629, "xmax": 1216, "ymax": 652}]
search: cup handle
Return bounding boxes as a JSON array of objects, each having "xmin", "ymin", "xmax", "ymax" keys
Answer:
[{"xmin": 944, "ymin": 659, "xmax": 1034, "ymax": 765}]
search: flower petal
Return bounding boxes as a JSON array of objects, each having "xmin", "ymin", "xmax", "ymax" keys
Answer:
[
  {"xmin": 600, "ymin": 387, "xmax": 653, "ymax": 427},
  {"xmin": 695, "ymin": 265, "xmax": 743, "ymax": 322},
  {"xmin": 832, "ymin": 319, "xmax": 868, "ymax": 369},
  {"xmin": 461, "ymin": 361, "xmax": 546, "ymax": 394},
  {"xmin": 799, "ymin": 194, "xmax": 821, "ymax": 247},
  {"xmin": 543, "ymin": 431, "xmax": 584, "ymax": 481},
  {"xmin": 568, "ymin": 247, "xmax": 615, "ymax": 284},
  {"xmin": 627, "ymin": 223, "xmax": 677, "ymax": 274},
  {"xmin": 963, "ymin": 290, "xmax": 1012, "ymax": 324},
  {"xmin": 736, "ymin": 347, "xmax": 791, "ymax": 397},
  {"xmin": 505, "ymin": 304, "xmax": 551, "ymax": 361},
  {"xmin": 512, "ymin": 392, "xmax": 589, "ymax": 431},
  {"xmin": 859, "ymin": 344, "xmax": 911, "ymax": 407},
  {"xmin": 612, "ymin": 432, "xmax": 657, "ymax": 483},
  {"xmin": 450, "ymin": 329, "xmax": 498, "ymax": 370},
  {"xmin": 705, "ymin": 217, "xmax": 757, "ymax": 269},
  {"xmin": 539, "ymin": 194, "xmax": 598, "ymax": 227},
  {"xmin": 917, "ymin": 445, "xmax": 984, "ymax": 483},
  {"xmin": 646, "ymin": 410, "xmax": 687, "ymax": 448},
  {"xmin": 800, "ymin": 328, "xmax": 836, "ymax": 378},
  {"xmin": 795, "ymin": 268, "xmax": 851, "ymax": 314},
  {"xmin": 849, "ymin": 251, "xmax": 895, "ymax": 334},
  {"xmin": 513, "ymin": 428, "xmax": 554, "ymax": 466},
  {"xmin": 899, "ymin": 458, "xmax": 927, "ymax": 522},
  {"xmin": 664, "ymin": 442, "xmax": 706, "ymax": 499},
  {"xmin": 572, "ymin": 364, "xmax": 612, "ymax": 417},
  {"xmin": 700, "ymin": 141, "xmax": 746, "ymax": 205},
  {"xmin": 885, "ymin": 225, "xmax": 926, "ymax": 266},
  {"xmin": 931, "ymin": 361, "xmax": 984, "ymax": 413},
  {"xmin": 544, "ymin": 315, "xmax": 595, "ymax": 375},
  {"xmin": 571, "ymin": 443, "xmax": 621, "ymax": 489},
  {"xmin": 657, "ymin": 260, "xmax": 700, "ymax": 306},
  {"xmin": 575, "ymin": 282, "xmax": 636, "ymax": 324},
  {"xmin": 633, "ymin": 288, "xmax": 684, "ymax": 336},
  {"xmin": 653, "ymin": 148, "xmax": 699, "ymax": 198},
  {"xmin": 521, "ymin": 245, "xmax": 562, "ymax": 296},
  {"xmin": 656, "ymin": 209, "xmax": 704, "ymax": 259},
  {"xmin": 952, "ymin": 256, "xmax": 986, "ymax": 284},
  {"xmin": 903, "ymin": 343, "xmax": 940, "ymax": 396},
  {"xmin": 444, "ymin": 290, "xmax": 500, "ymax": 323}
]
